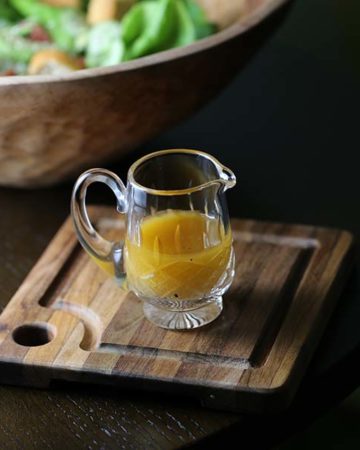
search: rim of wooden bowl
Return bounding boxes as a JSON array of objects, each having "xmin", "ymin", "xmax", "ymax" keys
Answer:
[{"xmin": 0, "ymin": 0, "xmax": 288, "ymax": 87}]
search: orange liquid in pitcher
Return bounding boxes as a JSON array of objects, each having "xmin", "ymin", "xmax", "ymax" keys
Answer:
[{"xmin": 125, "ymin": 210, "xmax": 232, "ymax": 300}]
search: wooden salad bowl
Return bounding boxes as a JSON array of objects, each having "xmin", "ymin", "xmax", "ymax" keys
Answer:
[{"xmin": 0, "ymin": 0, "xmax": 290, "ymax": 187}]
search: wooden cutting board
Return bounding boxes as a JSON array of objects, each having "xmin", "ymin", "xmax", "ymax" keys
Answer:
[{"xmin": 0, "ymin": 207, "xmax": 353, "ymax": 413}]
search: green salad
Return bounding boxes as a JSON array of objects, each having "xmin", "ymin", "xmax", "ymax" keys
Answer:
[{"xmin": 0, "ymin": 0, "xmax": 215, "ymax": 75}]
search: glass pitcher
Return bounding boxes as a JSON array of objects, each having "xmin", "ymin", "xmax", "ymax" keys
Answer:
[{"xmin": 71, "ymin": 149, "xmax": 236, "ymax": 330}]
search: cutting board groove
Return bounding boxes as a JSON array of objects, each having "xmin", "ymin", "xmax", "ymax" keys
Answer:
[{"xmin": 0, "ymin": 207, "xmax": 353, "ymax": 413}]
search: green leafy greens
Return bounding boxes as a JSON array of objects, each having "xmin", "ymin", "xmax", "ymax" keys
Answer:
[{"xmin": 0, "ymin": 0, "xmax": 215, "ymax": 74}]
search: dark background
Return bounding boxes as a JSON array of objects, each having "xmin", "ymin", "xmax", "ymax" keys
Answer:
[{"xmin": 0, "ymin": 0, "xmax": 359, "ymax": 448}]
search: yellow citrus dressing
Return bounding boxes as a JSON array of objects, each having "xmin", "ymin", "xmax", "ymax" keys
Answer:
[
  {"xmin": 125, "ymin": 210, "xmax": 232, "ymax": 300},
  {"xmin": 89, "ymin": 254, "xmax": 115, "ymax": 277}
]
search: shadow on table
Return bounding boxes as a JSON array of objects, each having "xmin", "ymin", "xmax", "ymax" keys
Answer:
[
  {"xmin": 184, "ymin": 268, "xmax": 360, "ymax": 449},
  {"xmin": 278, "ymin": 388, "xmax": 360, "ymax": 450}
]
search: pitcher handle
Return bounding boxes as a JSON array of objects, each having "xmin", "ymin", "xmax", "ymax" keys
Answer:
[{"xmin": 71, "ymin": 168, "xmax": 127, "ymax": 282}]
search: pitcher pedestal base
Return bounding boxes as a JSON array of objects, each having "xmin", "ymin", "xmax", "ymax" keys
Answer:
[{"xmin": 143, "ymin": 297, "xmax": 223, "ymax": 330}]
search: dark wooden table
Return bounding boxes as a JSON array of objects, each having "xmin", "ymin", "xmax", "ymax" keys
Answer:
[{"xmin": 1, "ymin": 0, "xmax": 360, "ymax": 448}]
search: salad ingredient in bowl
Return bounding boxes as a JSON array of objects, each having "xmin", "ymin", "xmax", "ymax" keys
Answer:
[{"xmin": 0, "ymin": 0, "xmax": 215, "ymax": 75}]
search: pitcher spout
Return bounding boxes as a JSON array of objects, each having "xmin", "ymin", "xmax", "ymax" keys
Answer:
[{"xmin": 218, "ymin": 165, "xmax": 236, "ymax": 191}]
